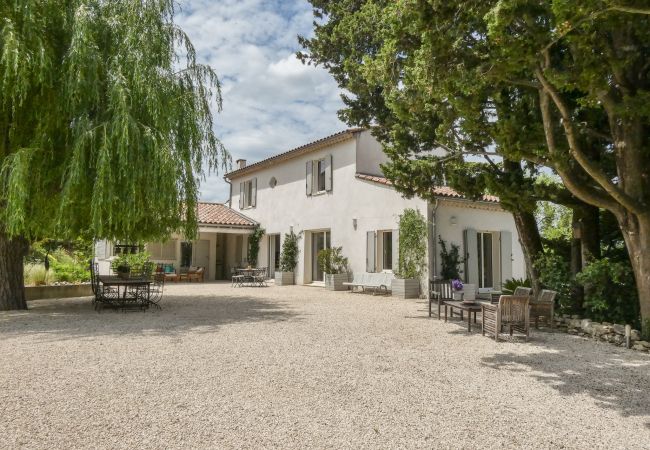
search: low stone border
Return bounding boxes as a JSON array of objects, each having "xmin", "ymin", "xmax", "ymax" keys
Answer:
[
  {"xmin": 554, "ymin": 315, "xmax": 650, "ymax": 353},
  {"xmin": 25, "ymin": 284, "xmax": 92, "ymax": 301}
]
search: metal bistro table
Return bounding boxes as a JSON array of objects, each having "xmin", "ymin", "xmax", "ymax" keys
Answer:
[
  {"xmin": 98, "ymin": 275, "xmax": 152, "ymax": 310},
  {"xmin": 443, "ymin": 300, "xmax": 484, "ymax": 332}
]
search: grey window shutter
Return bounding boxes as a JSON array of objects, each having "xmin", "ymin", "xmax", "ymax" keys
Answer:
[
  {"xmin": 463, "ymin": 228, "xmax": 478, "ymax": 284},
  {"xmin": 239, "ymin": 182, "xmax": 245, "ymax": 209},
  {"xmin": 306, "ymin": 161, "xmax": 313, "ymax": 196},
  {"xmin": 366, "ymin": 231, "xmax": 376, "ymax": 273},
  {"xmin": 251, "ymin": 178, "xmax": 257, "ymax": 207},
  {"xmin": 325, "ymin": 154, "xmax": 333, "ymax": 192},
  {"xmin": 499, "ymin": 230, "xmax": 512, "ymax": 289},
  {"xmin": 391, "ymin": 229, "xmax": 399, "ymax": 272}
]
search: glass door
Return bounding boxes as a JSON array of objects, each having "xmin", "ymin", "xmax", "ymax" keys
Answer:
[
  {"xmin": 311, "ymin": 230, "xmax": 331, "ymax": 282},
  {"xmin": 268, "ymin": 234, "xmax": 281, "ymax": 277}
]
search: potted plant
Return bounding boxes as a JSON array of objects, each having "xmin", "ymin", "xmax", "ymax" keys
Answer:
[
  {"xmin": 392, "ymin": 208, "xmax": 427, "ymax": 299},
  {"xmin": 452, "ymin": 279, "xmax": 465, "ymax": 300},
  {"xmin": 275, "ymin": 230, "xmax": 301, "ymax": 285},
  {"xmin": 115, "ymin": 263, "xmax": 131, "ymax": 279},
  {"xmin": 318, "ymin": 246, "xmax": 349, "ymax": 291}
]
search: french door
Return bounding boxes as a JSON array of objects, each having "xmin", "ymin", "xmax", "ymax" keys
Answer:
[
  {"xmin": 311, "ymin": 230, "xmax": 331, "ymax": 282},
  {"xmin": 268, "ymin": 234, "xmax": 281, "ymax": 277}
]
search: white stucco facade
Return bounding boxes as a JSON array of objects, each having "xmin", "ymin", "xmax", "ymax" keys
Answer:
[{"xmin": 226, "ymin": 130, "xmax": 526, "ymax": 290}]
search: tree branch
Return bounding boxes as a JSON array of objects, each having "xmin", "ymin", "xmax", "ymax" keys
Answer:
[{"xmin": 534, "ymin": 66, "xmax": 643, "ymax": 214}]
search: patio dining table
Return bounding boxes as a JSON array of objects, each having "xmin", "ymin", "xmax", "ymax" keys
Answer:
[
  {"xmin": 232, "ymin": 268, "xmax": 267, "ymax": 287},
  {"xmin": 443, "ymin": 300, "xmax": 486, "ymax": 332},
  {"xmin": 98, "ymin": 275, "xmax": 152, "ymax": 309}
]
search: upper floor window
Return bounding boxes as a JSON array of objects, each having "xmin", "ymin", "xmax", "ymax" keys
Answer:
[
  {"xmin": 306, "ymin": 154, "xmax": 332, "ymax": 196},
  {"xmin": 239, "ymin": 178, "xmax": 257, "ymax": 209}
]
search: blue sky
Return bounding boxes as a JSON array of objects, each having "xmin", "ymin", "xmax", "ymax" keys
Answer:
[{"xmin": 176, "ymin": 0, "xmax": 346, "ymax": 202}]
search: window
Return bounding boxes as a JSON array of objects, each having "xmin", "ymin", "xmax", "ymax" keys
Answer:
[
  {"xmin": 477, "ymin": 232, "xmax": 493, "ymax": 288},
  {"xmin": 316, "ymin": 159, "xmax": 327, "ymax": 192},
  {"xmin": 306, "ymin": 155, "xmax": 332, "ymax": 196},
  {"xmin": 147, "ymin": 241, "xmax": 176, "ymax": 260},
  {"xmin": 382, "ymin": 231, "xmax": 393, "ymax": 271},
  {"xmin": 239, "ymin": 178, "xmax": 257, "ymax": 209}
]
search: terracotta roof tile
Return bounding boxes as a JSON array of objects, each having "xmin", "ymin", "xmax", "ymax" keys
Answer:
[
  {"xmin": 197, "ymin": 202, "xmax": 256, "ymax": 227},
  {"xmin": 355, "ymin": 173, "xmax": 500, "ymax": 203},
  {"xmin": 225, "ymin": 128, "xmax": 364, "ymax": 179}
]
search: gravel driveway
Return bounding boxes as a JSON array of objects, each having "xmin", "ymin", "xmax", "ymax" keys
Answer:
[{"xmin": 1, "ymin": 283, "xmax": 649, "ymax": 449}]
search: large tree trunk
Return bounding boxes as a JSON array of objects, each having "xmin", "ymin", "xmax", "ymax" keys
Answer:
[
  {"xmin": 619, "ymin": 213, "xmax": 650, "ymax": 338},
  {"xmin": 571, "ymin": 204, "xmax": 601, "ymax": 313},
  {"xmin": 0, "ymin": 232, "xmax": 29, "ymax": 311},
  {"xmin": 512, "ymin": 210, "xmax": 544, "ymax": 296}
]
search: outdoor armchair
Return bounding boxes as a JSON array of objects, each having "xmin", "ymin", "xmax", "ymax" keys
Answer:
[
  {"xmin": 530, "ymin": 289, "xmax": 557, "ymax": 329},
  {"xmin": 429, "ymin": 279, "xmax": 462, "ymax": 318},
  {"xmin": 481, "ymin": 295, "xmax": 531, "ymax": 342}
]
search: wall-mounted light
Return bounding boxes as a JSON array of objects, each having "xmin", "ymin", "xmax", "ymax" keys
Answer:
[
  {"xmin": 450, "ymin": 216, "xmax": 457, "ymax": 225},
  {"xmin": 352, "ymin": 218, "xmax": 358, "ymax": 230}
]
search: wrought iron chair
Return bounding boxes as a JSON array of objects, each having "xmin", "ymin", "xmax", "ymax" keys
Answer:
[
  {"xmin": 482, "ymin": 295, "xmax": 531, "ymax": 341},
  {"xmin": 89, "ymin": 261, "xmax": 119, "ymax": 311}
]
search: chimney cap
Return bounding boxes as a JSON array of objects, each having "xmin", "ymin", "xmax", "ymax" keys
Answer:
[{"xmin": 235, "ymin": 158, "xmax": 247, "ymax": 169}]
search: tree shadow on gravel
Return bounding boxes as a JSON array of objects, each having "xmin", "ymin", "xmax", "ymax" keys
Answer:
[
  {"xmin": 0, "ymin": 293, "xmax": 301, "ymax": 342},
  {"xmin": 481, "ymin": 344, "xmax": 650, "ymax": 423}
]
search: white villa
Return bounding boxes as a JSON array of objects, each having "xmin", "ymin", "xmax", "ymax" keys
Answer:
[{"xmin": 96, "ymin": 129, "xmax": 526, "ymax": 291}]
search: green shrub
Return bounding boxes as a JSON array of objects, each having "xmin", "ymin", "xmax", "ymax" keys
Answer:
[
  {"xmin": 397, "ymin": 208, "xmax": 427, "ymax": 279},
  {"xmin": 438, "ymin": 236, "xmax": 462, "ymax": 280},
  {"xmin": 502, "ymin": 277, "xmax": 531, "ymax": 294},
  {"xmin": 534, "ymin": 251, "xmax": 573, "ymax": 312},
  {"xmin": 247, "ymin": 226, "xmax": 265, "ymax": 266},
  {"xmin": 576, "ymin": 257, "xmax": 639, "ymax": 326},
  {"xmin": 317, "ymin": 247, "xmax": 349, "ymax": 274},
  {"xmin": 279, "ymin": 231, "xmax": 302, "ymax": 272},
  {"xmin": 110, "ymin": 252, "xmax": 151, "ymax": 274}
]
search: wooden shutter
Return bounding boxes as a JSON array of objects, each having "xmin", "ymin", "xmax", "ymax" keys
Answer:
[
  {"xmin": 500, "ymin": 230, "xmax": 513, "ymax": 289},
  {"xmin": 463, "ymin": 228, "xmax": 478, "ymax": 284},
  {"xmin": 325, "ymin": 154, "xmax": 333, "ymax": 192},
  {"xmin": 306, "ymin": 161, "xmax": 313, "ymax": 196},
  {"xmin": 251, "ymin": 178, "xmax": 257, "ymax": 207},
  {"xmin": 366, "ymin": 231, "xmax": 376, "ymax": 273},
  {"xmin": 391, "ymin": 229, "xmax": 399, "ymax": 273},
  {"xmin": 239, "ymin": 182, "xmax": 245, "ymax": 209}
]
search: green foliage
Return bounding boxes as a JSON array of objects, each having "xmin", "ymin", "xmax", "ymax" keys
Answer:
[
  {"xmin": 534, "ymin": 251, "xmax": 573, "ymax": 313},
  {"xmin": 317, "ymin": 246, "xmax": 349, "ymax": 275},
  {"xmin": 397, "ymin": 209, "xmax": 427, "ymax": 280},
  {"xmin": 279, "ymin": 231, "xmax": 302, "ymax": 273},
  {"xmin": 110, "ymin": 252, "xmax": 151, "ymax": 275},
  {"xmin": 24, "ymin": 264, "xmax": 54, "ymax": 286},
  {"xmin": 247, "ymin": 226, "xmax": 266, "ymax": 266},
  {"xmin": 576, "ymin": 258, "xmax": 639, "ymax": 326},
  {"xmin": 501, "ymin": 278, "xmax": 532, "ymax": 295},
  {"xmin": 438, "ymin": 236, "xmax": 462, "ymax": 280},
  {"xmin": 537, "ymin": 202, "xmax": 572, "ymax": 243},
  {"xmin": 0, "ymin": 0, "xmax": 228, "ymax": 243}
]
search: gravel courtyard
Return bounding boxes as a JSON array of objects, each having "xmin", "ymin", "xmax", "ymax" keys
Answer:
[{"xmin": 1, "ymin": 283, "xmax": 649, "ymax": 449}]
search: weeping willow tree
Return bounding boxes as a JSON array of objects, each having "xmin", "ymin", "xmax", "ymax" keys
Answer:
[{"xmin": 0, "ymin": 0, "xmax": 228, "ymax": 310}]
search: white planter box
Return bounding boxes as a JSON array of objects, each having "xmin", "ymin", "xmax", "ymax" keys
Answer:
[
  {"xmin": 274, "ymin": 272, "xmax": 294, "ymax": 286},
  {"xmin": 391, "ymin": 278, "xmax": 420, "ymax": 299},
  {"xmin": 325, "ymin": 273, "xmax": 349, "ymax": 291}
]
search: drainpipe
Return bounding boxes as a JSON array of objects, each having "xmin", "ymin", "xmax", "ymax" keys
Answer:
[
  {"xmin": 224, "ymin": 177, "xmax": 232, "ymax": 208},
  {"xmin": 431, "ymin": 198, "xmax": 439, "ymax": 281}
]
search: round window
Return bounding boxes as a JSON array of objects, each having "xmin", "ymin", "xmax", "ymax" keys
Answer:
[{"xmin": 269, "ymin": 176, "xmax": 277, "ymax": 188}]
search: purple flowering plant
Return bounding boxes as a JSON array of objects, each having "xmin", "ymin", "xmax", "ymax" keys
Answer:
[{"xmin": 452, "ymin": 279, "xmax": 464, "ymax": 291}]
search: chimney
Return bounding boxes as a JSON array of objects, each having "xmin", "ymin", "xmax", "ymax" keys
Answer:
[{"xmin": 236, "ymin": 159, "xmax": 247, "ymax": 169}]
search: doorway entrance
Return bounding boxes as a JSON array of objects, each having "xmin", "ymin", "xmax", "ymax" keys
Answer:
[
  {"xmin": 268, "ymin": 234, "xmax": 281, "ymax": 278},
  {"xmin": 311, "ymin": 230, "xmax": 331, "ymax": 282}
]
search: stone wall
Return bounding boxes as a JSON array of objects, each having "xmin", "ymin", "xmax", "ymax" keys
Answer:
[{"xmin": 554, "ymin": 315, "xmax": 650, "ymax": 353}]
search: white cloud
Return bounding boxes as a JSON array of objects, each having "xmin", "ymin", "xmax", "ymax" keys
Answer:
[{"xmin": 176, "ymin": 1, "xmax": 346, "ymax": 202}]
